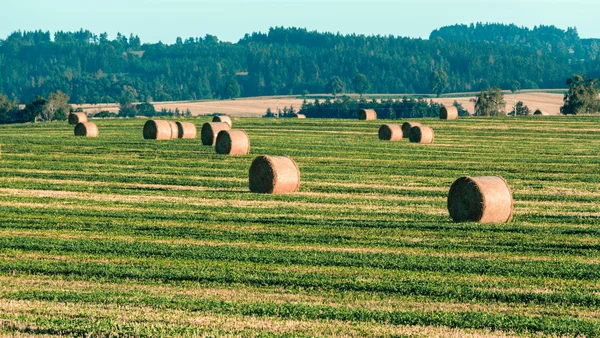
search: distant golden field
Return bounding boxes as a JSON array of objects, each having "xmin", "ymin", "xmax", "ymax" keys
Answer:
[{"xmin": 74, "ymin": 92, "xmax": 565, "ymax": 117}]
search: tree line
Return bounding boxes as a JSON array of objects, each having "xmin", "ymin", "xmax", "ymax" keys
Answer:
[
  {"xmin": 0, "ymin": 89, "xmax": 192, "ymax": 124},
  {"xmin": 1, "ymin": 24, "xmax": 600, "ymax": 106},
  {"xmin": 292, "ymin": 73, "xmax": 599, "ymax": 118},
  {"xmin": 291, "ymin": 97, "xmax": 468, "ymax": 119}
]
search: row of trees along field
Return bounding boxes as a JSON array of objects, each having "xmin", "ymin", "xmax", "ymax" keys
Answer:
[
  {"xmin": 289, "ymin": 74, "xmax": 600, "ymax": 118},
  {"xmin": 0, "ymin": 73, "xmax": 598, "ymax": 124},
  {"xmin": 1, "ymin": 24, "xmax": 600, "ymax": 104},
  {"xmin": 0, "ymin": 89, "xmax": 192, "ymax": 124},
  {"xmin": 290, "ymin": 97, "xmax": 469, "ymax": 119}
]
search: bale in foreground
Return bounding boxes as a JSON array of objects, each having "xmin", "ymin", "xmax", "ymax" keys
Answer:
[
  {"xmin": 378, "ymin": 124, "xmax": 403, "ymax": 141},
  {"xmin": 143, "ymin": 120, "xmax": 174, "ymax": 140},
  {"xmin": 409, "ymin": 125, "xmax": 435, "ymax": 143},
  {"xmin": 74, "ymin": 122, "xmax": 98, "ymax": 137},
  {"xmin": 201, "ymin": 122, "xmax": 231, "ymax": 146},
  {"xmin": 401, "ymin": 122, "xmax": 422, "ymax": 138},
  {"xmin": 176, "ymin": 122, "xmax": 197, "ymax": 139},
  {"xmin": 212, "ymin": 115, "xmax": 232, "ymax": 127},
  {"xmin": 358, "ymin": 109, "xmax": 377, "ymax": 121},
  {"xmin": 440, "ymin": 106, "xmax": 459, "ymax": 120},
  {"xmin": 215, "ymin": 130, "xmax": 250, "ymax": 155},
  {"xmin": 447, "ymin": 176, "xmax": 513, "ymax": 223},
  {"xmin": 249, "ymin": 155, "xmax": 300, "ymax": 194},
  {"xmin": 68, "ymin": 112, "xmax": 88, "ymax": 125}
]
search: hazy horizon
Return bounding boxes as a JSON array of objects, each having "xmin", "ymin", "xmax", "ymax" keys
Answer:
[{"xmin": 2, "ymin": 0, "xmax": 599, "ymax": 44}]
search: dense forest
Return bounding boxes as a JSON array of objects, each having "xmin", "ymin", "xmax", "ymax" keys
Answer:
[
  {"xmin": 0, "ymin": 24, "xmax": 599, "ymax": 105},
  {"xmin": 430, "ymin": 23, "xmax": 600, "ymax": 60}
]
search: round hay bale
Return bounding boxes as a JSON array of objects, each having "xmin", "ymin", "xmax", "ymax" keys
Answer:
[
  {"xmin": 294, "ymin": 114, "xmax": 307, "ymax": 119},
  {"xmin": 74, "ymin": 122, "xmax": 98, "ymax": 137},
  {"xmin": 167, "ymin": 121, "xmax": 179, "ymax": 139},
  {"xmin": 378, "ymin": 124, "xmax": 403, "ymax": 141},
  {"xmin": 409, "ymin": 125, "xmax": 434, "ymax": 144},
  {"xmin": 447, "ymin": 176, "xmax": 513, "ymax": 223},
  {"xmin": 401, "ymin": 122, "xmax": 422, "ymax": 138},
  {"xmin": 440, "ymin": 105, "xmax": 458, "ymax": 120},
  {"xmin": 176, "ymin": 122, "xmax": 197, "ymax": 139},
  {"xmin": 249, "ymin": 155, "xmax": 300, "ymax": 194},
  {"xmin": 201, "ymin": 122, "xmax": 231, "ymax": 146},
  {"xmin": 68, "ymin": 112, "xmax": 88, "ymax": 125},
  {"xmin": 358, "ymin": 109, "xmax": 377, "ymax": 121},
  {"xmin": 212, "ymin": 115, "xmax": 232, "ymax": 127},
  {"xmin": 215, "ymin": 130, "xmax": 250, "ymax": 155},
  {"xmin": 143, "ymin": 120, "xmax": 173, "ymax": 140}
]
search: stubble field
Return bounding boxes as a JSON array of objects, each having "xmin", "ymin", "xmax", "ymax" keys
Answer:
[
  {"xmin": 0, "ymin": 116, "xmax": 599, "ymax": 337},
  {"xmin": 75, "ymin": 92, "xmax": 565, "ymax": 117}
]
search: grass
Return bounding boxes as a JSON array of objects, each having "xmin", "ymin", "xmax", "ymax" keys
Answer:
[{"xmin": 0, "ymin": 116, "xmax": 599, "ymax": 337}]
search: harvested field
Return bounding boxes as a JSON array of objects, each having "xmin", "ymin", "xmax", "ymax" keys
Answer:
[
  {"xmin": 431, "ymin": 92, "xmax": 565, "ymax": 116},
  {"xmin": 73, "ymin": 92, "xmax": 566, "ymax": 117},
  {"xmin": 0, "ymin": 115, "xmax": 599, "ymax": 337}
]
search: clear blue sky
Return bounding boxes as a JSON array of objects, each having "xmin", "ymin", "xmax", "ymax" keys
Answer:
[{"xmin": 1, "ymin": 0, "xmax": 598, "ymax": 43}]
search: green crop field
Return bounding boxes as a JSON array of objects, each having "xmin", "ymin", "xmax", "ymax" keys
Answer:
[{"xmin": 0, "ymin": 116, "xmax": 599, "ymax": 337}]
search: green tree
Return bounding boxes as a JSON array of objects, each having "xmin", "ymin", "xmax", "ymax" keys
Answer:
[
  {"xmin": 17, "ymin": 97, "xmax": 47, "ymax": 123},
  {"xmin": 41, "ymin": 90, "xmax": 71, "ymax": 122},
  {"xmin": 135, "ymin": 102, "xmax": 156, "ymax": 116},
  {"xmin": 473, "ymin": 88, "xmax": 506, "ymax": 116},
  {"xmin": 224, "ymin": 78, "xmax": 241, "ymax": 99},
  {"xmin": 263, "ymin": 107, "xmax": 275, "ymax": 118},
  {"xmin": 560, "ymin": 74, "xmax": 600, "ymax": 115},
  {"xmin": 453, "ymin": 100, "xmax": 470, "ymax": 116},
  {"xmin": 511, "ymin": 101, "xmax": 531, "ymax": 116},
  {"xmin": 0, "ymin": 94, "xmax": 17, "ymax": 124},
  {"xmin": 352, "ymin": 74, "xmax": 371, "ymax": 97},
  {"xmin": 118, "ymin": 86, "xmax": 138, "ymax": 117},
  {"xmin": 326, "ymin": 76, "xmax": 345, "ymax": 98},
  {"xmin": 430, "ymin": 70, "xmax": 449, "ymax": 98}
]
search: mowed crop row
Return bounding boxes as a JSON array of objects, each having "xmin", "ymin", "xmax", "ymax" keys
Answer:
[{"xmin": 0, "ymin": 117, "xmax": 599, "ymax": 337}]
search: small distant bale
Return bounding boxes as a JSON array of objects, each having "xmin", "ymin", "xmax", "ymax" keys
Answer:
[
  {"xmin": 409, "ymin": 125, "xmax": 435, "ymax": 144},
  {"xmin": 249, "ymin": 155, "xmax": 300, "ymax": 194},
  {"xmin": 176, "ymin": 122, "xmax": 197, "ymax": 139},
  {"xmin": 378, "ymin": 124, "xmax": 403, "ymax": 141},
  {"xmin": 358, "ymin": 109, "xmax": 377, "ymax": 121},
  {"xmin": 447, "ymin": 176, "xmax": 513, "ymax": 223},
  {"xmin": 401, "ymin": 122, "xmax": 422, "ymax": 138},
  {"xmin": 143, "ymin": 120, "xmax": 173, "ymax": 140},
  {"xmin": 215, "ymin": 130, "xmax": 250, "ymax": 155},
  {"xmin": 293, "ymin": 114, "xmax": 307, "ymax": 119},
  {"xmin": 212, "ymin": 115, "xmax": 232, "ymax": 127},
  {"xmin": 69, "ymin": 112, "xmax": 88, "ymax": 125},
  {"xmin": 201, "ymin": 122, "xmax": 231, "ymax": 146},
  {"xmin": 74, "ymin": 122, "xmax": 98, "ymax": 137},
  {"xmin": 533, "ymin": 109, "xmax": 550, "ymax": 116},
  {"xmin": 440, "ymin": 105, "xmax": 459, "ymax": 120}
]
